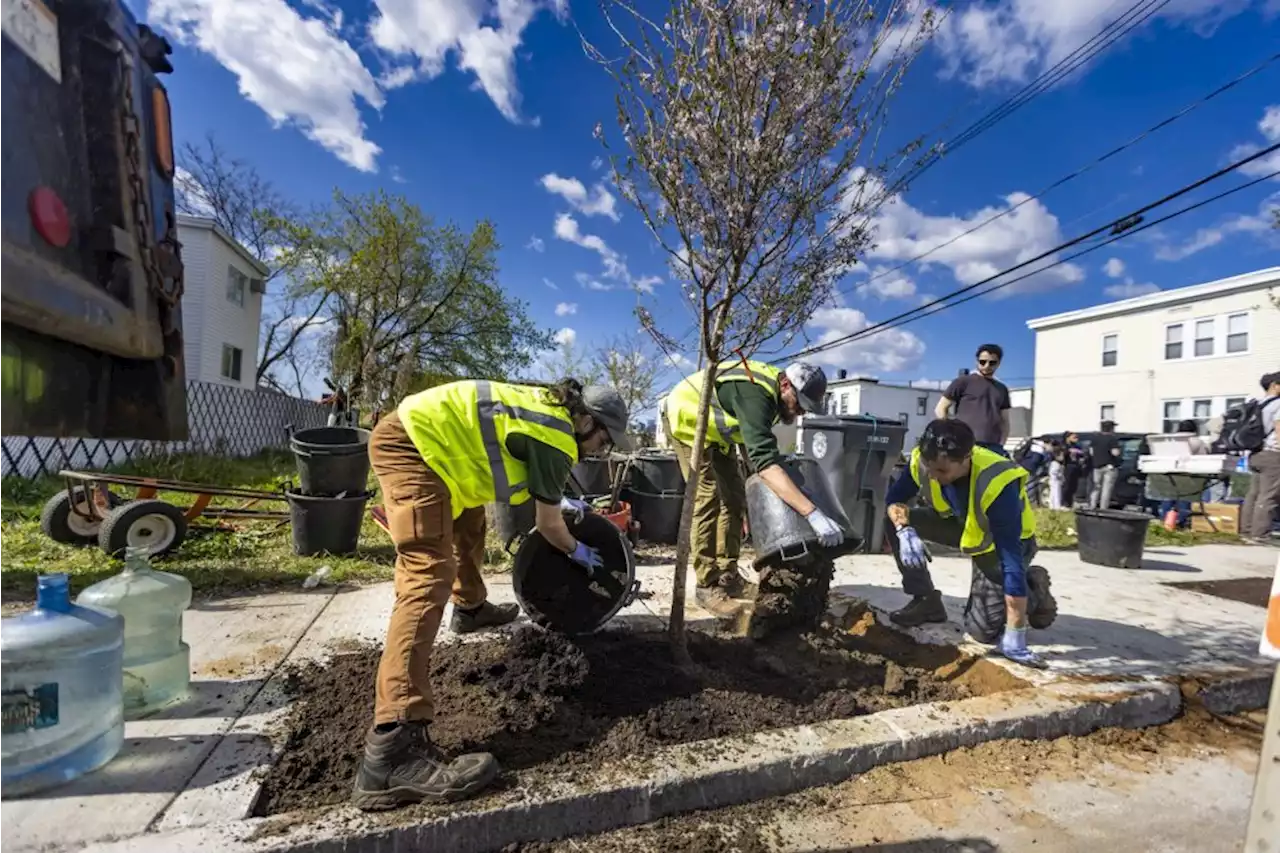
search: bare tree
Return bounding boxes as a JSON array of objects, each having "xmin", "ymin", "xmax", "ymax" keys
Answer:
[
  {"xmin": 585, "ymin": 0, "xmax": 939, "ymax": 661},
  {"xmin": 176, "ymin": 134, "xmax": 327, "ymax": 393},
  {"xmin": 541, "ymin": 336, "xmax": 604, "ymax": 385},
  {"xmin": 593, "ymin": 332, "xmax": 661, "ymax": 422}
]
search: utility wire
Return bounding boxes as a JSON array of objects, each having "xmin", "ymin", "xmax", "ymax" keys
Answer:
[
  {"xmin": 849, "ymin": 51, "xmax": 1279, "ymax": 296},
  {"xmin": 776, "ymin": 142, "xmax": 1280, "ymax": 363}
]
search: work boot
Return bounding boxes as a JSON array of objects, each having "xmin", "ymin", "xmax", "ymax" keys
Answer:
[
  {"xmin": 718, "ymin": 568, "xmax": 753, "ymax": 600},
  {"xmin": 351, "ymin": 721, "xmax": 499, "ymax": 811},
  {"xmin": 1026, "ymin": 566, "xmax": 1058, "ymax": 630},
  {"xmin": 888, "ymin": 591, "xmax": 948, "ymax": 628},
  {"xmin": 450, "ymin": 601, "xmax": 520, "ymax": 634},
  {"xmin": 695, "ymin": 573, "xmax": 747, "ymax": 616}
]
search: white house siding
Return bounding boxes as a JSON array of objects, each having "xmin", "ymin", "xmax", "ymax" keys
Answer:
[
  {"xmin": 800, "ymin": 380, "xmax": 943, "ymax": 451},
  {"xmin": 1029, "ymin": 268, "xmax": 1280, "ymax": 437},
  {"xmin": 178, "ymin": 227, "xmax": 210, "ymax": 381},
  {"xmin": 202, "ymin": 235, "xmax": 264, "ymax": 390}
]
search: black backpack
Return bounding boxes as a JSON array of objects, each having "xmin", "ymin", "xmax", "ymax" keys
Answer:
[{"xmin": 1217, "ymin": 396, "xmax": 1277, "ymax": 453}]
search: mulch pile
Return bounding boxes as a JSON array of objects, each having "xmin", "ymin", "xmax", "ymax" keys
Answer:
[{"xmin": 255, "ymin": 625, "xmax": 969, "ymax": 816}]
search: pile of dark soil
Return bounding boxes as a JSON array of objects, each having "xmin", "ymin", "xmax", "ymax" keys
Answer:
[
  {"xmin": 740, "ymin": 557, "xmax": 835, "ymax": 638},
  {"xmin": 255, "ymin": 625, "xmax": 970, "ymax": 816}
]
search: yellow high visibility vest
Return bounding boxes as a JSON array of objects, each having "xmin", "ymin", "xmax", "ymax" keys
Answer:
[
  {"xmin": 664, "ymin": 360, "xmax": 781, "ymax": 449},
  {"xmin": 398, "ymin": 380, "xmax": 580, "ymax": 518},
  {"xmin": 909, "ymin": 445, "xmax": 1036, "ymax": 555}
]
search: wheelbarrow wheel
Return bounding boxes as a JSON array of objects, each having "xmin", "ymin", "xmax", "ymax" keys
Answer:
[
  {"xmin": 40, "ymin": 489, "xmax": 123, "ymax": 545},
  {"xmin": 99, "ymin": 499, "xmax": 188, "ymax": 558}
]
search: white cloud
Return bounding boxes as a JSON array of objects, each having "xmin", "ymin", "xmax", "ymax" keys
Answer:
[
  {"xmin": 590, "ymin": 156, "xmax": 605, "ymax": 171},
  {"xmin": 1228, "ymin": 104, "xmax": 1280, "ymax": 179},
  {"xmin": 1102, "ymin": 257, "xmax": 1125, "ymax": 278},
  {"xmin": 633, "ymin": 275, "xmax": 662, "ymax": 295},
  {"xmin": 152, "ymin": 0, "xmax": 383, "ymax": 171},
  {"xmin": 526, "ymin": 236, "xmax": 545, "ymax": 252},
  {"xmin": 553, "ymin": 327, "xmax": 576, "ymax": 347},
  {"xmin": 542, "ymin": 277, "xmax": 558, "ymax": 290},
  {"xmin": 575, "ymin": 272, "xmax": 614, "ymax": 292},
  {"xmin": 857, "ymin": 174, "xmax": 1083, "ymax": 297},
  {"xmin": 540, "ymin": 173, "xmax": 620, "ymax": 221},
  {"xmin": 555, "ymin": 214, "xmax": 629, "ymax": 279},
  {"xmin": 806, "ymin": 307, "xmax": 927, "ymax": 374},
  {"xmin": 855, "ymin": 267, "xmax": 917, "ymax": 300},
  {"xmin": 1153, "ymin": 195, "xmax": 1280, "ymax": 261},
  {"xmin": 664, "ymin": 352, "xmax": 694, "ymax": 371},
  {"xmin": 174, "ymin": 166, "xmax": 215, "ymax": 217},
  {"xmin": 389, "ymin": 165, "xmax": 407, "ymax": 184},
  {"xmin": 933, "ymin": 1, "xmax": 1258, "ymax": 89},
  {"xmin": 554, "ymin": 301, "xmax": 577, "ymax": 316},
  {"xmin": 368, "ymin": 0, "xmax": 563, "ymax": 123},
  {"xmin": 1103, "ymin": 281, "xmax": 1161, "ymax": 299}
]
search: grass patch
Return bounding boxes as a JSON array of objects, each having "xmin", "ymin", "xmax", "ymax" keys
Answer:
[
  {"xmin": 1, "ymin": 451, "xmax": 510, "ymax": 607},
  {"xmin": 1032, "ymin": 507, "xmax": 1241, "ymax": 550}
]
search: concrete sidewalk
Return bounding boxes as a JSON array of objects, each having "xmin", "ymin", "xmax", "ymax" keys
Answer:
[{"xmin": 2, "ymin": 543, "xmax": 1273, "ymax": 852}]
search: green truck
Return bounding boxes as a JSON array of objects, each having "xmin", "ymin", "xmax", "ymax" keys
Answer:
[{"xmin": 2, "ymin": 0, "xmax": 186, "ymax": 440}]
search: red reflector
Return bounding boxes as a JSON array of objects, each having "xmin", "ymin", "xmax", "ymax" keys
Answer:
[{"xmin": 29, "ymin": 187, "xmax": 71, "ymax": 248}]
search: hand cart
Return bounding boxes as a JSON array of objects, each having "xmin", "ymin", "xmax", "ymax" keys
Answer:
[{"xmin": 40, "ymin": 470, "xmax": 291, "ymax": 558}]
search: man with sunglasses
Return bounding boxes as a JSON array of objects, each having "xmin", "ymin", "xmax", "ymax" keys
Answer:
[
  {"xmin": 883, "ymin": 418, "xmax": 1057, "ymax": 668},
  {"xmin": 936, "ymin": 344, "xmax": 1012, "ymax": 456}
]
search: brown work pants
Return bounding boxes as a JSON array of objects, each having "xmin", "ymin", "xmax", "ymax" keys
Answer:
[
  {"xmin": 666, "ymin": 415, "xmax": 746, "ymax": 587},
  {"xmin": 369, "ymin": 411, "xmax": 488, "ymax": 725}
]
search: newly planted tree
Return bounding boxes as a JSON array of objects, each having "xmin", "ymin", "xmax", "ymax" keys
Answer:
[{"xmin": 585, "ymin": 0, "xmax": 940, "ymax": 661}]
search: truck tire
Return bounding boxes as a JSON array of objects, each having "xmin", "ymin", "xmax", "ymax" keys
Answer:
[{"xmin": 99, "ymin": 499, "xmax": 188, "ymax": 558}]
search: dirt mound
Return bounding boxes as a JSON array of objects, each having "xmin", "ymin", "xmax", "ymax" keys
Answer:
[
  {"xmin": 255, "ymin": 625, "xmax": 971, "ymax": 816},
  {"xmin": 740, "ymin": 558, "xmax": 835, "ymax": 638}
]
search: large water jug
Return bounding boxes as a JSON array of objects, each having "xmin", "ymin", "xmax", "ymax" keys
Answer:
[
  {"xmin": 77, "ymin": 546, "xmax": 192, "ymax": 713},
  {"xmin": 2, "ymin": 574, "xmax": 125, "ymax": 798}
]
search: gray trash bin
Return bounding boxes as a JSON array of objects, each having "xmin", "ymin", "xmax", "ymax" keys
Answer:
[{"xmin": 793, "ymin": 414, "xmax": 908, "ymax": 552}]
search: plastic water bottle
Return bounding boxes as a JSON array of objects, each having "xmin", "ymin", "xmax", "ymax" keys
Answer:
[
  {"xmin": 77, "ymin": 547, "xmax": 192, "ymax": 714},
  {"xmin": 302, "ymin": 565, "xmax": 332, "ymax": 589},
  {"xmin": 2, "ymin": 574, "xmax": 125, "ymax": 798}
]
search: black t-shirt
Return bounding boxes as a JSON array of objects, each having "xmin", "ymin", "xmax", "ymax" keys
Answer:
[
  {"xmin": 1090, "ymin": 433, "xmax": 1121, "ymax": 469},
  {"xmin": 943, "ymin": 374, "xmax": 1010, "ymax": 444}
]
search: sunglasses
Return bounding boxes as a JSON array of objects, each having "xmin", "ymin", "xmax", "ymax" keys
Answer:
[{"xmin": 977, "ymin": 359, "xmax": 1000, "ymax": 366}]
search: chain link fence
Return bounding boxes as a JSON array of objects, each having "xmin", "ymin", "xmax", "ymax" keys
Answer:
[{"xmin": 1, "ymin": 381, "xmax": 331, "ymax": 479}]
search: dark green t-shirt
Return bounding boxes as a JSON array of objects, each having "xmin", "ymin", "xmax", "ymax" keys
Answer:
[
  {"xmin": 716, "ymin": 381, "xmax": 782, "ymax": 473},
  {"xmin": 505, "ymin": 434, "xmax": 574, "ymax": 503}
]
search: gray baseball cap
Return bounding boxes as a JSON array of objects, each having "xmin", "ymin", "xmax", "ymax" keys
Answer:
[
  {"xmin": 583, "ymin": 385, "xmax": 633, "ymax": 451},
  {"xmin": 785, "ymin": 362, "xmax": 828, "ymax": 414}
]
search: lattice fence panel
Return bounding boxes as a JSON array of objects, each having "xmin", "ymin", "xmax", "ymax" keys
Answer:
[{"xmin": 1, "ymin": 382, "xmax": 329, "ymax": 479}]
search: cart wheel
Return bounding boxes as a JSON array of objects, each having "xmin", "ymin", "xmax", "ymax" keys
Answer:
[
  {"xmin": 99, "ymin": 500, "xmax": 188, "ymax": 558},
  {"xmin": 40, "ymin": 489, "xmax": 123, "ymax": 545}
]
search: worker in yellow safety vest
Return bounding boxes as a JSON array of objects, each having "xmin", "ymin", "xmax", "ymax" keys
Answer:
[
  {"xmin": 353, "ymin": 378, "xmax": 632, "ymax": 811},
  {"xmin": 661, "ymin": 360, "xmax": 843, "ymax": 614},
  {"xmin": 884, "ymin": 418, "xmax": 1058, "ymax": 668}
]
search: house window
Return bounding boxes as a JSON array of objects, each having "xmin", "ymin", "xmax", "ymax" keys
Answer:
[
  {"xmin": 1192, "ymin": 399, "xmax": 1212, "ymax": 434},
  {"xmin": 1099, "ymin": 403, "xmax": 1115, "ymax": 423},
  {"xmin": 1193, "ymin": 318, "xmax": 1214, "ymax": 357},
  {"xmin": 1101, "ymin": 333, "xmax": 1118, "ymax": 368},
  {"xmin": 1161, "ymin": 401, "xmax": 1182, "ymax": 434},
  {"xmin": 1226, "ymin": 313, "xmax": 1249, "ymax": 353},
  {"xmin": 221, "ymin": 344, "xmax": 243, "ymax": 382},
  {"xmin": 898, "ymin": 412, "xmax": 909, "ymax": 427},
  {"xmin": 916, "ymin": 396, "xmax": 927, "ymax": 416},
  {"xmin": 227, "ymin": 266, "xmax": 248, "ymax": 307},
  {"xmin": 1164, "ymin": 324, "xmax": 1182, "ymax": 360},
  {"xmin": 839, "ymin": 393, "xmax": 849, "ymax": 415}
]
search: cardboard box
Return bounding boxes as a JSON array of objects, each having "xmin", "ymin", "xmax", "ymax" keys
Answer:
[{"xmin": 1191, "ymin": 502, "xmax": 1240, "ymax": 534}]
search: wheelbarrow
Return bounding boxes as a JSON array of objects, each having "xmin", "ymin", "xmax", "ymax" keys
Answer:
[{"xmin": 41, "ymin": 470, "xmax": 291, "ymax": 558}]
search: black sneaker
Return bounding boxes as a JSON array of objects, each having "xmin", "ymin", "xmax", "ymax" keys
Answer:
[
  {"xmin": 450, "ymin": 601, "xmax": 520, "ymax": 634},
  {"xmin": 1026, "ymin": 566, "xmax": 1057, "ymax": 630},
  {"xmin": 351, "ymin": 721, "xmax": 499, "ymax": 811},
  {"xmin": 888, "ymin": 591, "xmax": 948, "ymax": 627}
]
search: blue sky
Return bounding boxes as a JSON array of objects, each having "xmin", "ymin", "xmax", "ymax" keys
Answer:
[{"xmin": 141, "ymin": 0, "xmax": 1280, "ymax": 397}]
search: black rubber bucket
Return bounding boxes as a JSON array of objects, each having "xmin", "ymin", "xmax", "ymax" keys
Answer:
[
  {"xmin": 570, "ymin": 457, "xmax": 612, "ymax": 497},
  {"xmin": 511, "ymin": 513, "xmax": 640, "ymax": 635},
  {"xmin": 290, "ymin": 427, "xmax": 371, "ymax": 497},
  {"xmin": 287, "ymin": 489, "xmax": 370, "ymax": 556},
  {"xmin": 629, "ymin": 489, "xmax": 683, "ymax": 544},
  {"xmin": 1074, "ymin": 508, "xmax": 1149, "ymax": 568},
  {"xmin": 745, "ymin": 457, "xmax": 861, "ymax": 569}
]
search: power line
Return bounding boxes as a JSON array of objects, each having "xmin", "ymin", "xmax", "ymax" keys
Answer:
[
  {"xmin": 777, "ymin": 142, "xmax": 1280, "ymax": 363},
  {"xmin": 885, "ymin": 0, "xmax": 1173, "ymax": 196},
  {"xmin": 849, "ymin": 51, "xmax": 1279, "ymax": 296}
]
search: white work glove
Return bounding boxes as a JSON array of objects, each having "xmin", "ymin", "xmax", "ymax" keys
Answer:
[
  {"xmin": 559, "ymin": 496, "xmax": 591, "ymax": 523},
  {"xmin": 998, "ymin": 625, "xmax": 1047, "ymax": 669},
  {"xmin": 895, "ymin": 525, "xmax": 931, "ymax": 570},
  {"xmin": 805, "ymin": 507, "xmax": 845, "ymax": 548}
]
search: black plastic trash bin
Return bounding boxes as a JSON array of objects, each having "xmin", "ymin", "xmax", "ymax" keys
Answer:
[
  {"xmin": 628, "ymin": 450, "xmax": 685, "ymax": 544},
  {"xmin": 794, "ymin": 414, "xmax": 907, "ymax": 552},
  {"xmin": 290, "ymin": 427, "xmax": 371, "ymax": 496},
  {"xmin": 1075, "ymin": 508, "xmax": 1150, "ymax": 568}
]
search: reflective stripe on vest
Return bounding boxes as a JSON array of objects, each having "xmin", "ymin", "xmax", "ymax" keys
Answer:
[
  {"xmin": 474, "ymin": 380, "xmax": 575, "ymax": 502},
  {"xmin": 665, "ymin": 360, "xmax": 781, "ymax": 448},
  {"xmin": 910, "ymin": 446, "xmax": 1035, "ymax": 555}
]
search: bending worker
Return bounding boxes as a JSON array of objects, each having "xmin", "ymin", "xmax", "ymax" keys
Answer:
[
  {"xmin": 884, "ymin": 418, "xmax": 1057, "ymax": 668},
  {"xmin": 662, "ymin": 359, "xmax": 843, "ymax": 614},
  {"xmin": 354, "ymin": 378, "xmax": 631, "ymax": 811}
]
